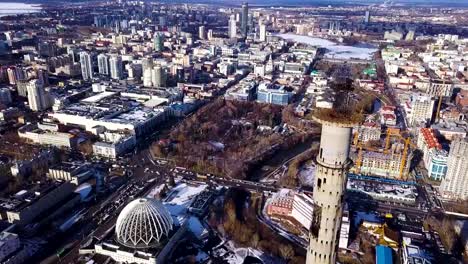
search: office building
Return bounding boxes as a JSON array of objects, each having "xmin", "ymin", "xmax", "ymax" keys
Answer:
[
  {"xmin": 109, "ymin": 55, "xmax": 123, "ymax": 80},
  {"xmin": 153, "ymin": 33, "xmax": 164, "ymax": 52},
  {"xmin": 152, "ymin": 65, "xmax": 166, "ymax": 88},
  {"xmin": 259, "ymin": 22, "xmax": 267, "ymax": 42},
  {"xmin": 97, "ymin": 53, "xmax": 110, "ymax": 76},
  {"xmin": 441, "ymin": 137, "xmax": 468, "ymax": 200},
  {"xmin": 364, "ymin": 10, "xmax": 371, "ymax": 23},
  {"xmin": 241, "ymin": 3, "xmax": 248, "ymax": 37},
  {"xmin": 257, "ymin": 83, "xmax": 291, "ymax": 106},
  {"xmin": 207, "ymin": 29, "xmax": 213, "ymax": 40},
  {"xmin": 199, "ymin": 25, "xmax": 206, "ymax": 40},
  {"xmin": 79, "ymin": 51, "xmax": 93, "ymax": 81},
  {"xmin": 229, "ymin": 15, "xmax": 237, "ymax": 39}
]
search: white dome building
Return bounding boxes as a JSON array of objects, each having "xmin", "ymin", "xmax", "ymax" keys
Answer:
[
  {"xmin": 92, "ymin": 198, "xmax": 187, "ymax": 264},
  {"xmin": 116, "ymin": 198, "xmax": 173, "ymax": 248}
]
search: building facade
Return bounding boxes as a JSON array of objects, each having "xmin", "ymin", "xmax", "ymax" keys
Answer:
[
  {"xmin": 307, "ymin": 118, "xmax": 354, "ymax": 264},
  {"xmin": 441, "ymin": 137, "xmax": 468, "ymax": 200}
]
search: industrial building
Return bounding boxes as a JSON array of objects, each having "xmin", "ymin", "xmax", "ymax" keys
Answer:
[{"xmin": 0, "ymin": 181, "xmax": 75, "ymax": 225}]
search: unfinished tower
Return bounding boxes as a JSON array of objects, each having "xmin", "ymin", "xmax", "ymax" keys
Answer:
[{"xmin": 306, "ymin": 117, "xmax": 354, "ymax": 264}]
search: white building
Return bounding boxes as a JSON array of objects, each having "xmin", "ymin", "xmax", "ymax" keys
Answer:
[
  {"xmin": 109, "ymin": 55, "xmax": 123, "ymax": 80},
  {"xmin": 291, "ymin": 192, "xmax": 316, "ymax": 230},
  {"xmin": 97, "ymin": 53, "xmax": 110, "ymax": 76},
  {"xmin": 93, "ymin": 131, "xmax": 136, "ymax": 159},
  {"xmin": 27, "ymin": 79, "xmax": 50, "ymax": 111},
  {"xmin": 18, "ymin": 123, "xmax": 75, "ymax": 148},
  {"xmin": 441, "ymin": 137, "xmax": 468, "ymax": 200},
  {"xmin": 405, "ymin": 94, "xmax": 434, "ymax": 126},
  {"xmin": 229, "ymin": 15, "xmax": 237, "ymax": 39},
  {"xmin": 266, "ymin": 189, "xmax": 316, "ymax": 231},
  {"xmin": 79, "ymin": 51, "xmax": 93, "ymax": 81},
  {"xmin": 259, "ymin": 22, "xmax": 267, "ymax": 42}
]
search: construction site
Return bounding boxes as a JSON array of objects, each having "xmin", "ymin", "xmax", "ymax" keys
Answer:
[{"xmin": 351, "ymin": 127, "xmax": 417, "ymax": 180}]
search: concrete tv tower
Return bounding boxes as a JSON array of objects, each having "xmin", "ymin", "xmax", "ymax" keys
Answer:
[{"xmin": 306, "ymin": 115, "xmax": 355, "ymax": 264}]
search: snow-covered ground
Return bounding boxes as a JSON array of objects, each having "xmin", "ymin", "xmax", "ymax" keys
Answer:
[
  {"xmin": 223, "ymin": 241, "xmax": 283, "ymax": 264},
  {"xmin": 160, "ymin": 182, "xmax": 209, "ymax": 237},
  {"xmin": 298, "ymin": 162, "xmax": 316, "ymax": 187},
  {"xmin": 145, "ymin": 183, "xmax": 166, "ymax": 199},
  {"xmin": 277, "ymin": 33, "xmax": 377, "ymax": 60}
]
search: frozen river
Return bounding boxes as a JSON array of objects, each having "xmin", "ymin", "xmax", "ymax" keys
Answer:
[
  {"xmin": 0, "ymin": 2, "xmax": 42, "ymax": 17},
  {"xmin": 277, "ymin": 33, "xmax": 377, "ymax": 60}
]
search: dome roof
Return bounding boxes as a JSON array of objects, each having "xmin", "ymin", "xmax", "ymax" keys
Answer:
[{"xmin": 115, "ymin": 198, "xmax": 173, "ymax": 248}]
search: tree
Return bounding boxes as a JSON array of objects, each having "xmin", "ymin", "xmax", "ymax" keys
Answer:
[
  {"xmin": 279, "ymin": 244, "xmax": 295, "ymax": 260},
  {"xmin": 251, "ymin": 232, "xmax": 260, "ymax": 248}
]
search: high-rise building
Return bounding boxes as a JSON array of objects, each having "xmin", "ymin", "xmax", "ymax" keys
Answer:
[
  {"xmin": 407, "ymin": 94, "xmax": 435, "ymax": 126},
  {"xmin": 153, "ymin": 33, "xmax": 164, "ymax": 52},
  {"xmin": 79, "ymin": 51, "xmax": 93, "ymax": 81},
  {"xmin": 207, "ymin": 29, "xmax": 214, "ymax": 40},
  {"xmin": 259, "ymin": 22, "xmax": 267, "ymax": 42},
  {"xmin": 151, "ymin": 65, "xmax": 166, "ymax": 88},
  {"xmin": 229, "ymin": 15, "xmax": 237, "ymax": 39},
  {"xmin": 364, "ymin": 10, "xmax": 371, "ymax": 23},
  {"xmin": 440, "ymin": 138, "xmax": 468, "ymax": 200},
  {"xmin": 38, "ymin": 41, "xmax": 57, "ymax": 57},
  {"xmin": 98, "ymin": 54, "xmax": 110, "ymax": 76},
  {"xmin": 27, "ymin": 79, "xmax": 50, "ymax": 111},
  {"xmin": 142, "ymin": 57, "xmax": 154, "ymax": 87},
  {"xmin": 306, "ymin": 116, "xmax": 354, "ymax": 264},
  {"xmin": 6, "ymin": 68, "xmax": 17, "ymax": 85},
  {"xmin": 241, "ymin": 3, "xmax": 249, "ymax": 37},
  {"xmin": 0, "ymin": 88, "xmax": 12, "ymax": 105},
  {"xmin": 199, "ymin": 26, "xmax": 206, "ymax": 40},
  {"xmin": 109, "ymin": 55, "xmax": 123, "ymax": 80}
]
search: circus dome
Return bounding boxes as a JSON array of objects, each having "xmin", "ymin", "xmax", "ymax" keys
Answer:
[{"xmin": 115, "ymin": 198, "xmax": 173, "ymax": 248}]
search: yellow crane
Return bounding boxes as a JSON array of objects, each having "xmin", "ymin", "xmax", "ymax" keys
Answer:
[{"xmin": 354, "ymin": 127, "xmax": 417, "ymax": 180}]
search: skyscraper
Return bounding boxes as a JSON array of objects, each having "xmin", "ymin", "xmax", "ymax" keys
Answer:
[
  {"xmin": 229, "ymin": 15, "xmax": 237, "ymax": 39},
  {"xmin": 364, "ymin": 10, "xmax": 370, "ymax": 23},
  {"xmin": 109, "ymin": 55, "xmax": 123, "ymax": 80},
  {"xmin": 27, "ymin": 79, "xmax": 50, "ymax": 111},
  {"xmin": 207, "ymin": 29, "xmax": 214, "ymax": 40},
  {"xmin": 241, "ymin": 3, "xmax": 249, "ymax": 37},
  {"xmin": 79, "ymin": 51, "xmax": 93, "ymax": 81},
  {"xmin": 259, "ymin": 22, "xmax": 267, "ymax": 42},
  {"xmin": 153, "ymin": 33, "xmax": 164, "ymax": 52},
  {"xmin": 306, "ymin": 116, "xmax": 354, "ymax": 264},
  {"xmin": 142, "ymin": 57, "xmax": 154, "ymax": 87},
  {"xmin": 199, "ymin": 25, "xmax": 206, "ymax": 40},
  {"xmin": 440, "ymin": 138, "xmax": 468, "ymax": 200},
  {"xmin": 97, "ymin": 54, "xmax": 110, "ymax": 76},
  {"xmin": 152, "ymin": 65, "xmax": 166, "ymax": 88}
]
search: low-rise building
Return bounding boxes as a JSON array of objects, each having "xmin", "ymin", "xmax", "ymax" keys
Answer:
[
  {"xmin": 0, "ymin": 181, "xmax": 75, "ymax": 225},
  {"xmin": 266, "ymin": 189, "xmax": 316, "ymax": 230},
  {"xmin": 256, "ymin": 82, "xmax": 292, "ymax": 106}
]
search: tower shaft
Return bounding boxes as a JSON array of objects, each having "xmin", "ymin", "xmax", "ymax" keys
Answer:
[{"xmin": 307, "ymin": 121, "xmax": 352, "ymax": 264}]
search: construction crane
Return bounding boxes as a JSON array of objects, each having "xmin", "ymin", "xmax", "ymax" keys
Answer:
[
  {"xmin": 435, "ymin": 78, "xmax": 447, "ymax": 123},
  {"xmin": 354, "ymin": 127, "xmax": 417, "ymax": 180}
]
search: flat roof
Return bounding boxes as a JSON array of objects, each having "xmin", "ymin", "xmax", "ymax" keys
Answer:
[{"xmin": 376, "ymin": 245, "xmax": 393, "ymax": 264}]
